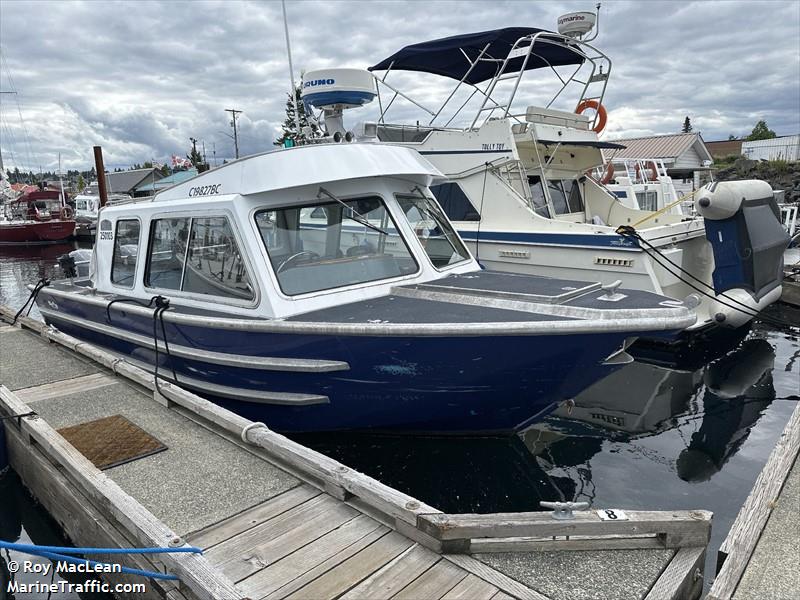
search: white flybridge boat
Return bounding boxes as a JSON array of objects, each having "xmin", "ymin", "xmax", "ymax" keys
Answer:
[
  {"xmin": 593, "ymin": 158, "xmax": 693, "ymax": 216},
  {"xmin": 300, "ymin": 10, "xmax": 789, "ymax": 337}
]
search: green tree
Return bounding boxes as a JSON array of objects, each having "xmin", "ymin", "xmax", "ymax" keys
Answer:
[
  {"xmin": 187, "ymin": 138, "xmax": 208, "ymax": 172},
  {"xmin": 77, "ymin": 174, "xmax": 86, "ymax": 192},
  {"xmin": 274, "ymin": 85, "xmax": 322, "ymax": 147},
  {"xmin": 681, "ymin": 116, "xmax": 692, "ymax": 133},
  {"xmin": 746, "ymin": 120, "xmax": 776, "ymax": 141},
  {"xmin": 728, "ymin": 134, "xmax": 738, "ymax": 141}
]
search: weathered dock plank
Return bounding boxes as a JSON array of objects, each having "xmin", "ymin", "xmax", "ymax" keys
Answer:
[
  {"xmin": 14, "ymin": 372, "xmax": 117, "ymax": 402},
  {"xmin": 392, "ymin": 558, "xmax": 468, "ymax": 599},
  {"xmin": 732, "ymin": 458, "xmax": 800, "ymax": 599},
  {"xmin": 283, "ymin": 531, "xmax": 415, "ymax": 600},
  {"xmin": 444, "ymin": 554, "xmax": 548, "ymax": 600},
  {"xmin": 643, "ymin": 546, "xmax": 705, "ymax": 600},
  {"xmin": 339, "ymin": 544, "xmax": 440, "ymax": 599},
  {"xmin": 418, "ymin": 509, "xmax": 712, "ymax": 549},
  {"xmin": 708, "ymin": 401, "xmax": 800, "ymax": 600},
  {"xmin": 208, "ymin": 494, "xmax": 359, "ymax": 582},
  {"xmin": 186, "ymin": 484, "xmax": 321, "ymax": 549},
  {"xmin": 237, "ymin": 515, "xmax": 386, "ymax": 599},
  {"xmin": 440, "ymin": 573, "xmax": 500, "ymax": 600}
]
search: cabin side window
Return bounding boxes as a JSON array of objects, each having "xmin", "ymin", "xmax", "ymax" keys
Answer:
[
  {"xmin": 146, "ymin": 218, "xmax": 190, "ymax": 290},
  {"xmin": 528, "ymin": 176, "xmax": 551, "ymax": 217},
  {"xmin": 546, "ymin": 179, "xmax": 585, "ymax": 215},
  {"xmin": 562, "ymin": 179, "xmax": 585, "ymax": 214},
  {"xmin": 396, "ymin": 195, "xmax": 471, "ymax": 269},
  {"xmin": 145, "ymin": 216, "xmax": 254, "ymax": 301},
  {"xmin": 255, "ymin": 195, "xmax": 418, "ymax": 296},
  {"xmin": 183, "ymin": 217, "xmax": 255, "ymax": 300},
  {"xmin": 429, "ymin": 182, "xmax": 480, "ymax": 222},
  {"xmin": 636, "ymin": 190, "xmax": 659, "ymax": 212},
  {"xmin": 110, "ymin": 219, "xmax": 141, "ymax": 288}
]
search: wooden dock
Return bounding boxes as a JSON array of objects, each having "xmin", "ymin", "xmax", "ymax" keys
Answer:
[
  {"xmin": 707, "ymin": 399, "xmax": 800, "ymax": 600},
  {"xmin": 782, "ymin": 247, "xmax": 800, "ymax": 307},
  {"xmin": 0, "ymin": 305, "xmax": 712, "ymax": 600}
]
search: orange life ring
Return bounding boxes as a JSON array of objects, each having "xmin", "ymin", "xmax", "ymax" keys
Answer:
[
  {"xmin": 635, "ymin": 161, "xmax": 659, "ymax": 182},
  {"xmin": 599, "ymin": 161, "xmax": 615, "ymax": 184},
  {"xmin": 60, "ymin": 205, "xmax": 74, "ymax": 220},
  {"xmin": 575, "ymin": 99, "xmax": 607, "ymax": 133}
]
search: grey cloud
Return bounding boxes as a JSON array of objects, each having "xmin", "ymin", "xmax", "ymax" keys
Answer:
[{"xmin": 0, "ymin": 0, "xmax": 797, "ymax": 172}]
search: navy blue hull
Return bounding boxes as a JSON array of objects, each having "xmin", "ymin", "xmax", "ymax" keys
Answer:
[{"xmin": 39, "ymin": 295, "xmax": 644, "ymax": 433}]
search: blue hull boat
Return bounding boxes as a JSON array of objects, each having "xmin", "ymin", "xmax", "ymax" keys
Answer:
[{"xmin": 34, "ymin": 144, "xmax": 694, "ymax": 433}]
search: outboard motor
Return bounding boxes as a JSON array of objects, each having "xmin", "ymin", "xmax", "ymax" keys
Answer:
[
  {"xmin": 57, "ymin": 252, "xmax": 77, "ymax": 278},
  {"xmin": 695, "ymin": 180, "xmax": 790, "ymax": 325},
  {"xmin": 57, "ymin": 248, "xmax": 93, "ymax": 278}
]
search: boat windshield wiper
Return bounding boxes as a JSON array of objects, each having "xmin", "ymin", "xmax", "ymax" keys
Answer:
[
  {"xmin": 409, "ymin": 186, "xmax": 464, "ymax": 252},
  {"xmin": 317, "ymin": 187, "xmax": 389, "ymax": 236}
]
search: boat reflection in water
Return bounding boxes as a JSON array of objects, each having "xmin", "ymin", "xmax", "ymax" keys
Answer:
[
  {"xmin": 295, "ymin": 337, "xmax": 777, "ymax": 513},
  {"xmin": 677, "ymin": 339, "xmax": 776, "ymax": 483},
  {"xmin": 524, "ymin": 339, "xmax": 775, "ymax": 488}
]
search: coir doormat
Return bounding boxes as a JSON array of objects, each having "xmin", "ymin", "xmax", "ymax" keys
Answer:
[{"xmin": 58, "ymin": 414, "xmax": 167, "ymax": 470}]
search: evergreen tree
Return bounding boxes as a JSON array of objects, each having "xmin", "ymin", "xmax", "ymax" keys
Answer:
[
  {"xmin": 77, "ymin": 174, "xmax": 86, "ymax": 192},
  {"xmin": 681, "ymin": 116, "xmax": 692, "ymax": 133},
  {"xmin": 274, "ymin": 85, "xmax": 322, "ymax": 147},
  {"xmin": 746, "ymin": 120, "xmax": 776, "ymax": 141},
  {"xmin": 187, "ymin": 138, "xmax": 209, "ymax": 172}
]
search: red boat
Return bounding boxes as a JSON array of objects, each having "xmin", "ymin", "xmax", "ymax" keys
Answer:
[{"xmin": 0, "ymin": 190, "xmax": 76, "ymax": 244}]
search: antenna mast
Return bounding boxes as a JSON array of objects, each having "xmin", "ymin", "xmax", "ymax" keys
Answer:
[{"xmin": 282, "ymin": 0, "xmax": 301, "ymax": 140}]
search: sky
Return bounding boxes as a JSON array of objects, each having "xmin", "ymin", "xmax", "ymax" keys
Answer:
[{"xmin": 0, "ymin": 0, "xmax": 798, "ymax": 172}]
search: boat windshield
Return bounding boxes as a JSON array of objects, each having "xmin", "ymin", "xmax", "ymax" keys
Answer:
[
  {"xmin": 396, "ymin": 195, "xmax": 470, "ymax": 268},
  {"xmin": 255, "ymin": 196, "xmax": 418, "ymax": 296}
]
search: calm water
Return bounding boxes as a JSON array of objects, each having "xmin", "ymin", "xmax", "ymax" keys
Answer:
[{"xmin": 1, "ymin": 244, "xmax": 798, "ymax": 595}]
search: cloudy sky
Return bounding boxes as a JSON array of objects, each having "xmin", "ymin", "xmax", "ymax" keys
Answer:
[{"xmin": 0, "ymin": 0, "xmax": 798, "ymax": 172}]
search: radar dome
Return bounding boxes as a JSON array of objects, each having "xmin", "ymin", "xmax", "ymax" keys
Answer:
[
  {"xmin": 301, "ymin": 68, "xmax": 376, "ymax": 110},
  {"xmin": 557, "ymin": 11, "xmax": 596, "ymax": 38}
]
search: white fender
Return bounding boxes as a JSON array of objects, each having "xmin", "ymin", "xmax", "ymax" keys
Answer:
[
  {"xmin": 709, "ymin": 286, "xmax": 783, "ymax": 329},
  {"xmin": 695, "ymin": 180, "xmax": 774, "ymax": 220}
]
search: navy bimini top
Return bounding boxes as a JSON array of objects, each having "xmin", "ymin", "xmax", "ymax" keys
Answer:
[{"xmin": 369, "ymin": 28, "xmax": 584, "ymax": 84}]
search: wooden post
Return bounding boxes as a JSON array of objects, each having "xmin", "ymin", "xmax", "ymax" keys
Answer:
[{"xmin": 93, "ymin": 145, "xmax": 109, "ymax": 207}]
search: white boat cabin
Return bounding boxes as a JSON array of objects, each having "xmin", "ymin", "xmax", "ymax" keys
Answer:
[{"xmin": 91, "ymin": 143, "xmax": 477, "ymax": 318}]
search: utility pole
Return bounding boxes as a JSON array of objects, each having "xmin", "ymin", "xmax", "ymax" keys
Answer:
[
  {"xmin": 225, "ymin": 109, "xmax": 242, "ymax": 159},
  {"xmin": 212, "ymin": 142, "xmax": 217, "ymax": 167}
]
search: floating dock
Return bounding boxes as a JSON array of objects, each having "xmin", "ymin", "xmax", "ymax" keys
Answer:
[
  {"xmin": 782, "ymin": 247, "xmax": 800, "ymax": 307},
  {"xmin": 1, "ymin": 305, "xmax": 712, "ymax": 600},
  {"xmin": 707, "ymin": 396, "xmax": 800, "ymax": 600}
]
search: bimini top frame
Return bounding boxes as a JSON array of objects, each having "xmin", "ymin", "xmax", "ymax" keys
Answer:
[{"xmin": 368, "ymin": 27, "xmax": 612, "ymax": 131}]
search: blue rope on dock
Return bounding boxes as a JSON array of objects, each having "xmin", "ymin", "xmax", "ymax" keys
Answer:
[
  {"xmin": 0, "ymin": 540, "xmax": 202, "ymax": 581},
  {"xmin": 32, "ymin": 550, "xmax": 179, "ymax": 581},
  {"xmin": 0, "ymin": 541, "xmax": 202, "ymax": 555}
]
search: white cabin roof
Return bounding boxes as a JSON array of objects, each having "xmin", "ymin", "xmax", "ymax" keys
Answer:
[{"xmin": 154, "ymin": 143, "xmax": 442, "ymax": 201}]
